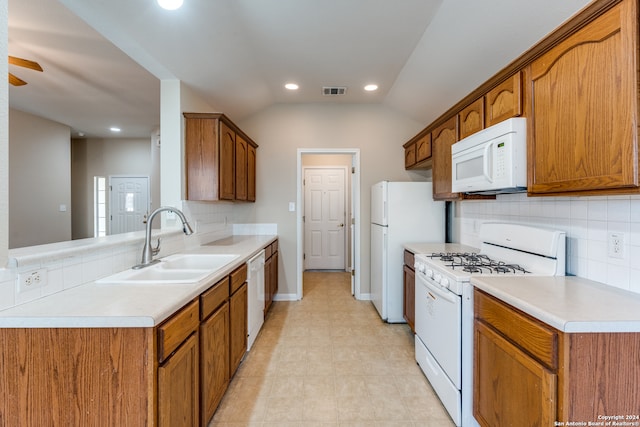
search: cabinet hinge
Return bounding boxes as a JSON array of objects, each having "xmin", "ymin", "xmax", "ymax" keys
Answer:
[
  {"xmin": 303, "ymin": 253, "xmax": 306, "ymax": 260},
  {"xmin": 351, "ymin": 269, "xmax": 355, "ymax": 276},
  {"xmin": 352, "ymin": 166, "xmax": 355, "ymax": 174},
  {"xmin": 303, "ymin": 215, "xmax": 305, "ymax": 222}
]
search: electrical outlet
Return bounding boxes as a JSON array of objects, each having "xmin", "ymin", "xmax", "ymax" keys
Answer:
[
  {"xmin": 17, "ymin": 269, "xmax": 48, "ymax": 294},
  {"xmin": 608, "ymin": 232, "xmax": 625, "ymax": 259}
]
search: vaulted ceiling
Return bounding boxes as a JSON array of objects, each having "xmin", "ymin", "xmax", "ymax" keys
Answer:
[{"xmin": 8, "ymin": 0, "xmax": 591, "ymax": 138}]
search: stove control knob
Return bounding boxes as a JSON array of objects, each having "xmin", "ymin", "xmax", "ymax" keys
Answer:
[
  {"xmin": 434, "ymin": 273, "xmax": 442, "ymax": 284},
  {"xmin": 425, "ymin": 269, "xmax": 434, "ymax": 278},
  {"xmin": 441, "ymin": 277, "xmax": 450, "ymax": 288}
]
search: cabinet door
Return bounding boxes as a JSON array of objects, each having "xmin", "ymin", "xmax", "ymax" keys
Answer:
[
  {"xmin": 416, "ymin": 134, "xmax": 432, "ymax": 163},
  {"xmin": 185, "ymin": 118, "xmax": 219, "ymax": 201},
  {"xmin": 529, "ymin": 0, "xmax": 638, "ymax": 194},
  {"xmin": 486, "ymin": 71, "xmax": 522, "ymax": 127},
  {"xmin": 404, "ymin": 143, "xmax": 416, "ymax": 169},
  {"xmin": 247, "ymin": 144, "xmax": 256, "ymax": 202},
  {"xmin": 219, "ymin": 121, "xmax": 236, "ymax": 200},
  {"xmin": 458, "ymin": 98, "xmax": 484, "ymax": 140},
  {"xmin": 474, "ymin": 321, "xmax": 556, "ymax": 427},
  {"xmin": 432, "ymin": 116, "xmax": 461, "ymax": 201},
  {"xmin": 264, "ymin": 254, "xmax": 273, "ymax": 315},
  {"xmin": 403, "ymin": 265, "xmax": 415, "ymax": 333},
  {"xmin": 230, "ymin": 283, "xmax": 248, "ymax": 376},
  {"xmin": 235, "ymin": 135, "xmax": 248, "ymax": 201},
  {"xmin": 158, "ymin": 333, "xmax": 200, "ymax": 427},
  {"xmin": 270, "ymin": 251, "xmax": 278, "ymax": 300},
  {"xmin": 200, "ymin": 302, "xmax": 229, "ymax": 426}
]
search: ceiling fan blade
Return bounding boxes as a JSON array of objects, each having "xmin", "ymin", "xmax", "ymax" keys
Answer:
[
  {"xmin": 9, "ymin": 73, "xmax": 27, "ymax": 86},
  {"xmin": 8, "ymin": 55, "xmax": 43, "ymax": 72}
]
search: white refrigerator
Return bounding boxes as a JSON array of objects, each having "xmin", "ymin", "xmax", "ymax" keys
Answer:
[{"xmin": 370, "ymin": 181, "xmax": 445, "ymax": 322}]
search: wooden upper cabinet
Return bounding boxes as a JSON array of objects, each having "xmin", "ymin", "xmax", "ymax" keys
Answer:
[
  {"xmin": 528, "ymin": 0, "xmax": 639, "ymax": 195},
  {"xmin": 219, "ymin": 121, "xmax": 236, "ymax": 201},
  {"xmin": 404, "ymin": 130, "xmax": 432, "ymax": 170},
  {"xmin": 458, "ymin": 98, "xmax": 484, "ymax": 140},
  {"xmin": 416, "ymin": 133, "xmax": 432, "ymax": 163},
  {"xmin": 235, "ymin": 134, "xmax": 248, "ymax": 201},
  {"xmin": 486, "ymin": 71, "xmax": 522, "ymax": 127},
  {"xmin": 184, "ymin": 113, "xmax": 258, "ymax": 202},
  {"xmin": 432, "ymin": 116, "xmax": 461, "ymax": 201},
  {"xmin": 404, "ymin": 142, "xmax": 417, "ymax": 168},
  {"xmin": 247, "ymin": 144, "xmax": 256, "ymax": 202}
]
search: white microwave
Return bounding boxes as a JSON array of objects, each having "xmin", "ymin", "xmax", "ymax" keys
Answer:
[{"xmin": 451, "ymin": 117, "xmax": 527, "ymax": 194}]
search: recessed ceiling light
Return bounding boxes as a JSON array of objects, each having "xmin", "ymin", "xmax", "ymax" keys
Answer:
[
  {"xmin": 285, "ymin": 83, "xmax": 299, "ymax": 90},
  {"xmin": 364, "ymin": 84, "xmax": 378, "ymax": 92},
  {"xmin": 157, "ymin": 0, "xmax": 184, "ymax": 10},
  {"xmin": 110, "ymin": 127, "xmax": 121, "ymax": 133}
]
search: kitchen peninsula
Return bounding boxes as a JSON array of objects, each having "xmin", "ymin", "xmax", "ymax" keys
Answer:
[{"xmin": 0, "ymin": 234, "xmax": 277, "ymax": 426}]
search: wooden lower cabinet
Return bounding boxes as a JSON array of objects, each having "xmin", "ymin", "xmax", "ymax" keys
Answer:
[
  {"xmin": 230, "ymin": 282, "xmax": 248, "ymax": 375},
  {"xmin": 200, "ymin": 301, "xmax": 230, "ymax": 426},
  {"xmin": 474, "ymin": 289, "xmax": 640, "ymax": 425},
  {"xmin": 264, "ymin": 240, "xmax": 279, "ymax": 315},
  {"xmin": 402, "ymin": 250, "xmax": 416, "ymax": 332},
  {"xmin": 474, "ymin": 321, "xmax": 556, "ymax": 426},
  {"xmin": 158, "ymin": 332, "xmax": 200, "ymax": 427}
]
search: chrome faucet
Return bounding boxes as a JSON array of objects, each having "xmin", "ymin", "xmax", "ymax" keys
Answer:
[{"xmin": 133, "ymin": 206, "xmax": 194, "ymax": 269}]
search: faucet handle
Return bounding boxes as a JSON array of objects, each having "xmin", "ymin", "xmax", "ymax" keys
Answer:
[{"xmin": 151, "ymin": 238, "xmax": 161, "ymax": 256}]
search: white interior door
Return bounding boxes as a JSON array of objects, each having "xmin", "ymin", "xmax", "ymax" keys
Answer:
[
  {"xmin": 109, "ymin": 176, "xmax": 150, "ymax": 235},
  {"xmin": 304, "ymin": 167, "xmax": 346, "ymax": 270}
]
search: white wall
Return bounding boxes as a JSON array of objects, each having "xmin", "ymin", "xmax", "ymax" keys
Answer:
[
  {"xmin": 9, "ymin": 109, "xmax": 71, "ymax": 248},
  {"xmin": 239, "ymin": 103, "xmax": 427, "ymax": 297},
  {"xmin": 455, "ymin": 193, "xmax": 640, "ymax": 294}
]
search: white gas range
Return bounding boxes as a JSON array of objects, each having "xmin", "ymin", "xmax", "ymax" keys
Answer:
[{"xmin": 413, "ymin": 223, "xmax": 566, "ymax": 426}]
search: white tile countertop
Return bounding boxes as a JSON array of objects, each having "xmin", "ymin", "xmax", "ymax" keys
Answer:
[
  {"xmin": 404, "ymin": 242, "xmax": 479, "ymax": 255},
  {"xmin": 0, "ymin": 235, "xmax": 277, "ymax": 328},
  {"xmin": 472, "ymin": 275, "xmax": 640, "ymax": 333}
]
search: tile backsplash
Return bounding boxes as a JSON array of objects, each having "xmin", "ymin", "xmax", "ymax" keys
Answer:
[
  {"xmin": 0, "ymin": 201, "xmax": 237, "ymax": 311},
  {"xmin": 454, "ymin": 193, "xmax": 640, "ymax": 294}
]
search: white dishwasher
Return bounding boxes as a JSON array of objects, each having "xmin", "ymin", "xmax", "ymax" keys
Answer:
[{"xmin": 246, "ymin": 250, "xmax": 265, "ymax": 350}]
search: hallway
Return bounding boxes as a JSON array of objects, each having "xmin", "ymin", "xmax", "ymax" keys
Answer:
[{"xmin": 210, "ymin": 271, "xmax": 455, "ymax": 426}]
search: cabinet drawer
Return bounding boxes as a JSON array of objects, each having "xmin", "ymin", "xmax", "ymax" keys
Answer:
[
  {"xmin": 230, "ymin": 264, "xmax": 247, "ymax": 294},
  {"xmin": 158, "ymin": 299, "xmax": 200, "ymax": 362},
  {"xmin": 271, "ymin": 240, "xmax": 278, "ymax": 253},
  {"xmin": 403, "ymin": 250, "xmax": 415, "ymax": 269},
  {"xmin": 201, "ymin": 277, "xmax": 229, "ymax": 319},
  {"xmin": 264, "ymin": 244, "xmax": 272, "ymax": 260},
  {"xmin": 474, "ymin": 289, "xmax": 557, "ymax": 369}
]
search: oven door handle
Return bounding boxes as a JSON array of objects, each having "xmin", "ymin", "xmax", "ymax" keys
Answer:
[{"xmin": 419, "ymin": 276, "xmax": 457, "ymax": 304}]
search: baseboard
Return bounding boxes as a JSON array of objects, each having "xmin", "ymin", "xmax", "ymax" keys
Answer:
[
  {"xmin": 272, "ymin": 293, "xmax": 298, "ymax": 301},
  {"xmin": 358, "ymin": 293, "xmax": 371, "ymax": 301}
]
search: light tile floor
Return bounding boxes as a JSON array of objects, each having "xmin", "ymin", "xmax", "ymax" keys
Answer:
[{"xmin": 209, "ymin": 271, "xmax": 455, "ymax": 427}]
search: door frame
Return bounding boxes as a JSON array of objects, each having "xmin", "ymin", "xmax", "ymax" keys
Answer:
[
  {"xmin": 302, "ymin": 165, "xmax": 349, "ymax": 271},
  {"xmin": 296, "ymin": 148, "xmax": 361, "ymax": 300}
]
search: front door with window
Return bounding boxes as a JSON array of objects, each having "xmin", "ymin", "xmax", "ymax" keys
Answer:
[{"xmin": 109, "ymin": 176, "xmax": 150, "ymax": 235}]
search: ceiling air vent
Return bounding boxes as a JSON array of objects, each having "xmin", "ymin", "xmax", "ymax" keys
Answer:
[{"xmin": 322, "ymin": 86, "xmax": 347, "ymax": 96}]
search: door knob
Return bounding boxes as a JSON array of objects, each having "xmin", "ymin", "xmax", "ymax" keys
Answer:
[{"xmin": 339, "ymin": 223, "xmax": 344, "ymax": 227}]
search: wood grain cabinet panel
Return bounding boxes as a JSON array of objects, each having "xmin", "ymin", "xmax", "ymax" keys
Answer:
[
  {"xmin": 528, "ymin": 0, "xmax": 639, "ymax": 195},
  {"xmin": 431, "ymin": 116, "xmax": 461, "ymax": 201},
  {"xmin": 474, "ymin": 321, "xmax": 556, "ymax": 427},
  {"xmin": 219, "ymin": 121, "xmax": 236, "ymax": 201},
  {"xmin": 158, "ymin": 333, "xmax": 200, "ymax": 427},
  {"xmin": 402, "ymin": 252, "xmax": 416, "ymax": 333},
  {"xmin": 247, "ymin": 144, "xmax": 256, "ymax": 201},
  {"xmin": 485, "ymin": 71, "xmax": 522, "ymax": 127},
  {"xmin": 200, "ymin": 301, "xmax": 229, "ymax": 426},
  {"xmin": 404, "ymin": 142, "xmax": 417, "ymax": 168},
  {"xmin": 458, "ymin": 98, "xmax": 484, "ymax": 140},
  {"xmin": 235, "ymin": 134, "xmax": 248, "ymax": 201},
  {"xmin": 229, "ymin": 282, "xmax": 248, "ymax": 376},
  {"xmin": 416, "ymin": 133, "xmax": 432, "ymax": 163}
]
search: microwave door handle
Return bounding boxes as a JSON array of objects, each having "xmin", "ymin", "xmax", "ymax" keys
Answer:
[{"xmin": 483, "ymin": 141, "xmax": 495, "ymax": 183}]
